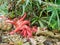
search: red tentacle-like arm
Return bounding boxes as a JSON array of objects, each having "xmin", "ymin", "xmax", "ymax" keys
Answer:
[
  {"xmin": 6, "ymin": 20, "xmax": 14, "ymax": 24},
  {"xmin": 6, "ymin": 13, "xmax": 37, "ymax": 38},
  {"xmin": 19, "ymin": 25, "xmax": 32, "ymax": 37},
  {"xmin": 20, "ymin": 20, "xmax": 30, "ymax": 26},
  {"xmin": 10, "ymin": 26, "xmax": 21, "ymax": 34},
  {"xmin": 0, "ymin": 13, "xmax": 37, "ymax": 38},
  {"xmin": 19, "ymin": 13, "xmax": 26, "ymax": 21},
  {"xmin": 17, "ymin": 20, "xmax": 30, "ymax": 26},
  {"xmin": 10, "ymin": 20, "xmax": 30, "ymax": 34}
]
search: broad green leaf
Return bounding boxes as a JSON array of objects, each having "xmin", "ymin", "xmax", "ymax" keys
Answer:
[
  {"xmin": 49, "ymin": 10, "xmax": 56, "ymax": 24},
  {"xmin": 38, "ymin": 20, "xmax": 44, "ymax": 28},
  {"xmin": 41, "ymin": 19, "xmax": 49, "ymax": 24},
  {"xmin": 22, "ymin": 5, "xmax": 25, "ymax": 16},
  {"xmin": 38, "ymin": 0, "xmax": 41, "ymax": 5},
  {"xmin": 33, "ymin": 12, "xmax": 38, "ymax": 18},
  {"xmin": 56, "ymin": 11, "xmax": 60, "ymax": 28},
  {"xmin": 46, "ymin": 6, "xmax": 54, "ymax": 12},
  {"xmin": 56, "ymin": 0, "xmax": 60, "ymax": 4},
  {"xmin": 31, "ymin": 19, "xmax": 37, "ymax": 25},
  {"xmin": 39, "ymin": 9, "xmax": 46, "ymax": 18},
  {"xmin": 0, "ymin": 2, "xmax": 8, "ymax": 15},
  {"xmin": 31, "ymin": 18, "xmax": 36, "ymax": 21},
  {"xmin": 36, "ymin": 2, "xmax": 40, "ymax": 10},
  {"xmin": 26, "ymin": 0, "xmax": 29, "ymax": 6},
  {"xmin": 16, "ymin": 0, "xmax": 21, "ymax": 6}
]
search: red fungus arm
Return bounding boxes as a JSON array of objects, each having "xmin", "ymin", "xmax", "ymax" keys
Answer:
[
  {"xmin": 20, "ymin": 20, "xmax": 30, "ymax": 26},
  {"xmin": 10, "ymin": 26, "xmax": 21, "ymax": 34},
  {"xmin": 6, "ymin": 20, "xmax": 15, "ymax": 24},
  {"xmin": 19, "ymin": 13, "xmax": 26, "ymax": 21}
]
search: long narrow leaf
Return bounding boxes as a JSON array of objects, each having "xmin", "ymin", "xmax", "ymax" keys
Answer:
[
  {"xmin": 49, "ymin": 11, "xmax": 54, "ymax": 24},
  {"xmin": 38, "ymin": 20, "xmax": 44, "ymax": 28}
]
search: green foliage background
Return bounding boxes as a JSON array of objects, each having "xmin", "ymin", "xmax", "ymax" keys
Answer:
[{"xmin": 0, "ymin": 0, "xmax": 60, "ymax": 30}]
